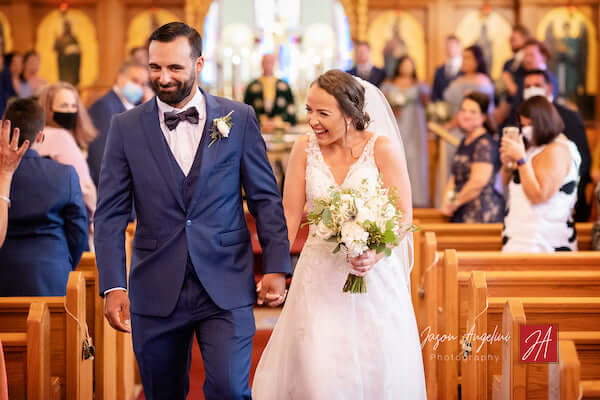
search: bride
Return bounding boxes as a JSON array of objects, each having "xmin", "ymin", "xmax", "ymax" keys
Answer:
[{"xmin": 252, "ymin": 70, "xmax": 427, "ymax": 399}]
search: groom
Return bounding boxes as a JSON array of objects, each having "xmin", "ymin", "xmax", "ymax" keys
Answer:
[{"xmin": 94, "ymin": 22, "xmax": 291, "ymax": 400}]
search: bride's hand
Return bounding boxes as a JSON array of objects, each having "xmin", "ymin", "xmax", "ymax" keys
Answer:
[{"xmin": 347, "ymin": 250, "xmax": 384, "ymax": 277}]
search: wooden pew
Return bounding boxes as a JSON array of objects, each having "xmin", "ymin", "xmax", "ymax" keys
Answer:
[
  {"xmin": 413, "ymin": 208, "xmax": 450, "ymax": 224},
  {"xmin": 549, "ymin": 340, "xmax": 600, "ymax": 400},
  {"xmin": 413, "ymin": 232, "xmax": 439, "ymax": 398},
  {"xmin": 412, "ymin": 223, "xmax": 594, "ymax": 305},
  {"xmin": 0, "ymin": 337, "xmax": 6, "ymax": 400},
  {"xmin": 0, "ymin": 303, "xmax": 52, "ymax": 400},
  {"xmin": 432, "ymin": 252, "xmax": 600, "ymax": 400},
  {"xmin": 76, "ymin": 253, "xmax": 118, "ymax": 400},
  {"xmin": 494, "ymin": 299, "xmax": 600, "ymax": 400},
  {"xmin": 416, "ymin": 222, "xmax": 593, "ymax": 252},
  {"xmin": 79, "ymin": 253, "xmax": 139, "ymax": 398},
  {"xmin": 0, "ymin": 272, "xmax": 93, "ymax": 400},
  {"xmin": 462, "ymin": 272, "xmax": 600, "ymax": 400}
]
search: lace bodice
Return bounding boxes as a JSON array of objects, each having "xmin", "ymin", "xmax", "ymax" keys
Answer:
[
  {"xmin": 253, "ymin": 135, "xmax": 427, "ymax": 400},
  {"xmin": 305, "ymin": 132, "xmax": 380, "ymax": 211}
]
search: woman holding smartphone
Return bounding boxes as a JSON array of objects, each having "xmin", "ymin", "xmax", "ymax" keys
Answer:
[{"xmin": 500, "ymin": 96, "xmax": 581, "ymax": 252}]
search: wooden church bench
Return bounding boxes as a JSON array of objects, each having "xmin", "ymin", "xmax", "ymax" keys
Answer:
[
  {"xmin": 493, "ymin": 299, "xmax": 600, "ymax": 400},
  {"xmin": 425, "ymin": 250, "xmax": 600, "ymax": 400},
  {"xmin": 548, "ymin": 340, "xmax": 600, "ymax": 400},
  {"xmin": 0, "ymin": 302, "xmax": 52, "ymax": 400},
  {"xmin": 461, "ymin": 272, "xmax": 600, "ymax": 400},
  {"xmin": 76, "ymin": 253, "xmax": 118, "ymax": 400},
  {"xmin": 0, "ymin": 272, "xmax": 93, "ymax": 400}
]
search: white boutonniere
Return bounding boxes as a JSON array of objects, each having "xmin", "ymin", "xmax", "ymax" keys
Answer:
[{"xmin": 209, "ymin": 110, "xmax": 234, "ymax": 148}]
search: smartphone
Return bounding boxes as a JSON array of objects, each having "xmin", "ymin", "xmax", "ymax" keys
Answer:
[{"xmin": 502, "ymin": 126, "xmax": 520, "ymax": 140}]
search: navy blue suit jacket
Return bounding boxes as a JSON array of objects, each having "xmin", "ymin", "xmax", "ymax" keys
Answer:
[
  {"xmin": 94, "ymin": 89, "xmax": 292, "ymax": 317},
  {"xmin": 347, "ymin": 66, "xmax": 387, "ymax": 88},
  {"xmin": 88, "ymin": 90, "xmax": 126, "ymax": 187},
  {"xmin": 0, "ymin": 150, "xmax": 89, "ymax": 296},
  {"xmin": 431, "ymin": 65, "xmax": 461, "ymax": 102}
]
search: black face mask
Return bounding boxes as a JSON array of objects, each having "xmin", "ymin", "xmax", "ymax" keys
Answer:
[{"xmin": 53, "ymin": 111, "xmax": 78, "ymax": 131}]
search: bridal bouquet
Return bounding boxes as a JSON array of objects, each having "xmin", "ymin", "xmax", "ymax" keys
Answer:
[
  {"xmin": 305, "ymin": 176, "xmax": 417, "ymax": 293},
  {"xmin": 426, "ymin": 101, "xmax": 450, "ymax": 123}
]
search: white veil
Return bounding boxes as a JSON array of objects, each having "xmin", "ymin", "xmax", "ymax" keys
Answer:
[{"xmin": 354, "ymin": 77, "xmax": 415, "ymax": 289}]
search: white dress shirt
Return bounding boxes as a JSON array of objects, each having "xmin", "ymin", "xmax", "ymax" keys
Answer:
[
  {"xmin": 156, "ymin": 88, "xmax": 207, "ymax": 176},
  {"xmin": 104, "ymin": 88, "xmax": 207, "ymax": 296},
  {"xmin": 445, "ymin": 56, "xmax": 462, "ymax": 78},
  {"xmin": 356, "ymin": 63, "xmax": 373, "ymax": 80}
]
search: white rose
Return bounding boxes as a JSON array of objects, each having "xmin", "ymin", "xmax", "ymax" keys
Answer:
[
  {"xmin": 383, "ymin": 203, "xmax": 396, "ymax": 219},
  {"xmin": 366, "ymin": 197, "xmax": 385, "ymax": 215},
  {"xmin": 314, "ymin": 220, "xmax": 334, "ymax": 240},
  {"xmin": 217, "ymin": 120, "xmax": 230, "ymax": 137},
  {"xmin": 356, "ymin": 206, "xmax": 377, "ymax": 225},
  {"xmin": 341, "ymin": 221, "xmax": 369, "ymax": 257}
]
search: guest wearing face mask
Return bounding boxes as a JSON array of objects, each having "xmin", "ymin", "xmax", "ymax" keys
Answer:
[
  {"xmin": 88, "ymin": 61, "xmax": 150, "ymax": 186},
  {"xmin": 495, "ymin": 40, "xmax": 559, "ymax": 129},
  {"xmin": 37, "ymin": 82, "xmax": 97, "ymax": 218},
  {"xmin": 504, "ymin": 69, "xmax": 591, "ymax": 221},
  {"xmin": 500, "ymin": 96, "xmax": 581, "ymax": 252}
]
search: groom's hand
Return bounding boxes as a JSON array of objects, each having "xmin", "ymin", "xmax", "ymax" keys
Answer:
[
  {"xmin": 105, "ymin": 290, "xmax": 131, "ymax": 333},
  {"xmin": 257, "ymin": 273, "xmax": 287, "ymax": 307}
]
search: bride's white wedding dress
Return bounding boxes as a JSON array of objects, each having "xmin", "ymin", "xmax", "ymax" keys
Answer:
[{"xmin": 252, "ymin": 132, "xmax": 427, "ymax": 399}]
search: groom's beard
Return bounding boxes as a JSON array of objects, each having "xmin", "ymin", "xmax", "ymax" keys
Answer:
[{"xmin": 151, "ymin": 71, "xmax": 196, "ymax": 106}]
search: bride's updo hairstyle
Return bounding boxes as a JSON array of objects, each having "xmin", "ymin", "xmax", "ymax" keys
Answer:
[{"xmin": 313, "ymin": 69, "xmax": 371, "ymax": 131}]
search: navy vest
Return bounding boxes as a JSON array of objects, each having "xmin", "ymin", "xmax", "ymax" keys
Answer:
[{"xmin": 160, "ymin": 131, "xmax": 206, "ymax": 210}]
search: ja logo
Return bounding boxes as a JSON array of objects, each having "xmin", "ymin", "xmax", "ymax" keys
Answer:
[{"xmin": 519, "ymin": 324, "xmax": 558, "ymax": 363}]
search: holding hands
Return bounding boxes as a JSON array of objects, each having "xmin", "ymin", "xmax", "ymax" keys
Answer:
[{"xmin": 256, "ymin": 273, "xmax": 287, "ymax": 307}]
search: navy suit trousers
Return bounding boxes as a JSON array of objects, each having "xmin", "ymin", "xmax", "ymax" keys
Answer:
[{"xmin": 131, "ymin": 260, "xmax": 255, "ymax": 400}]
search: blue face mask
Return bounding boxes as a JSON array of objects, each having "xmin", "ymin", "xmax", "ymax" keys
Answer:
[{"xmin": 121, "ymin": 81, "xmax": 144, "ymax": 105}]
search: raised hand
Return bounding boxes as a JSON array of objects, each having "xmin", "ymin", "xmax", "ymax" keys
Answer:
[
  {"xmin": 256, "ymin": 273, "xmax": 287, "ymax": 307},
  {"xmin": 0, "ymin": 120, "xmax": 29, "ymax": 178},
  {"xmin": 104, "ymin": 290, "xmax": 131, "ymax": 332}
]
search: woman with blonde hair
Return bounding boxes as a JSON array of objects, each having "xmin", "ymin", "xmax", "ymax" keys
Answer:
[
  {"xmin": 36, "ymin": 82, "xmax": 97, "ymax": 217},
  {"xmin": 38, "ymin": 81, "xmax": 97, "ymax": 149}
]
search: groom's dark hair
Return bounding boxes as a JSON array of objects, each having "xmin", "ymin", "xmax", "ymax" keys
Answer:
[{"xmin": 148, "ymin": 22, "xmax": 203, "ymax": 59}]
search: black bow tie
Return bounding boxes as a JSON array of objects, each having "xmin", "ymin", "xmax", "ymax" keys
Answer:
[{"xmin": 164, "ymin": 107, "xmax": 200, "ymax": 130}]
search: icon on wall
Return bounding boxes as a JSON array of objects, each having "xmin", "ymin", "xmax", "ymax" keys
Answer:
[
  {"xmin": 126, "ymin": 9, "xmax": 179, "ymax": 56},
  {"xmin": 455, "ymin": 10, "xmax": 512, "ymax": 79},
  {"xmin": 36, "ymin": 8, "xmax": 98, "ymax": 87},
  {"xmin": 367, "ymin": 11, "xmax": 425, "ymax": 81}
]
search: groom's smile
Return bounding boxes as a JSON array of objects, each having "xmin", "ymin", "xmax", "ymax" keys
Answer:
[{"xmin": 148, "ymin": 36, "xmax": 204, "ymax": 108}]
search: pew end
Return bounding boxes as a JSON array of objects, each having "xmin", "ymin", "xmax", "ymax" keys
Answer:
[{"xmin": 1, "ymin": 302, "xmax": 52, "ymax": 400}]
